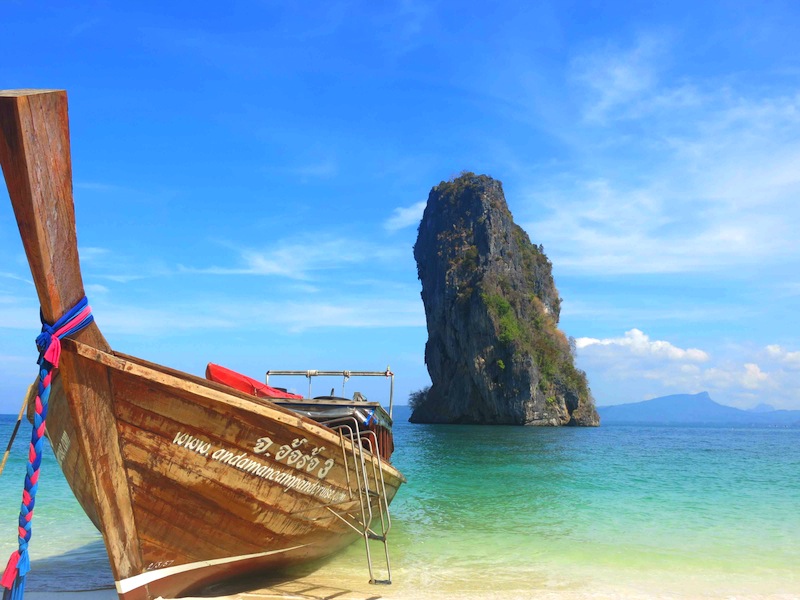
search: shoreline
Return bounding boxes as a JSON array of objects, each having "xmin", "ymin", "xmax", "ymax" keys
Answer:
[
  {"xmin": 21, "ymin": 582, "xmax": 800, "ymax": 600},
  {"xmin": 19, "ymin": 557, "xmax": 800, "ymax": 600}
]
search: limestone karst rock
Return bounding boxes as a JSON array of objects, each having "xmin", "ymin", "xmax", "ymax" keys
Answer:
[{"xmin": 410, "ymin": 173, "xmax": 599, "ymax": 426}]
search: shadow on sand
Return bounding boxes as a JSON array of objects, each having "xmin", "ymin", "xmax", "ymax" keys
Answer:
[
  {"xmin": 193, "ymin": 558, "xmax": 384, "ymax": 600},
  {"xmin": 29, "ymin": 544, "xmax": 381, "ymax": 600}
]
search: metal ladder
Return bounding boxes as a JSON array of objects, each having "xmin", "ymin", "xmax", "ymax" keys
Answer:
[{"xmin": 323, "ymin": 417, "xmax": 393, "ymax": 584}]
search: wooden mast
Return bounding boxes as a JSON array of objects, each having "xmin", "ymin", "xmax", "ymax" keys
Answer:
[
  {"xmin": 0, "ymin": 90, "xmax": 144, "ymax": 587},
  {"xmin": 0, "ymin": 89, "xmax": 105, "ymax": 343}
]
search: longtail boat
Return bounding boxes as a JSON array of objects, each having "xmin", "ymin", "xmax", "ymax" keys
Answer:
[{"xmin": 0, "ymin": 89, "xmax": 404, "ymax": 600}]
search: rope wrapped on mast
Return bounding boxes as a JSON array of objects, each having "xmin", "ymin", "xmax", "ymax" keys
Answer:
[{"xmin": 1, "ymin": 297, "xmax": 94, "ymax": 600}]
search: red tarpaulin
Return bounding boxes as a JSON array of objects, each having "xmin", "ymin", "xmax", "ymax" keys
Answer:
[{"xmin": 206, "ymin": 363, "xmax": 303, "ymax": 399}]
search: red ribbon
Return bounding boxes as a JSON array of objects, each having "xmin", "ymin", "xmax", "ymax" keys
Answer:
[{"xmin": 0, "ymin": 551, "xmax": 20, "ymax": 589}]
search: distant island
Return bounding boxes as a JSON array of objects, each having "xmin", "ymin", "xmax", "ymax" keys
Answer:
[{"xmin": 598, "ymin": 392, "xmax": 800, "ymax": 426}]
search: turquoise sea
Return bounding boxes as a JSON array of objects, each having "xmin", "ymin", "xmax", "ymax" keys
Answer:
[{"xmin": 1, "ymin": 406, "xmax": 799, "ymax": 599}]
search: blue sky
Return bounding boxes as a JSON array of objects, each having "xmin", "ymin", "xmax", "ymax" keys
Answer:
[{"xmin": 1, "ymin": 1, "xmax": 799, "ymax": 413}]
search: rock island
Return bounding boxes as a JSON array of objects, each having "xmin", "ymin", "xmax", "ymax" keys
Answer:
[{"xmin": 411, "ymin": 173, "xmax": 599, "ymax": 426}]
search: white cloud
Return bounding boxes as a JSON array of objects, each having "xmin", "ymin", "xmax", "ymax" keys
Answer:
[
  {"xmin": 560, "ymin": 298, "xmax": 754, "ymax": 325},
  {"xmin": 288, "ymin": 159, "xmax": 338, "ymax": 179},
  {"xmin": 0, "ymin": 295, "xmax": 39, "ymax": 330},
  {"xmin": 571, "ymin": 33, "xmax": 667, "ymax": 123},
  {"xmin": 374, "ymin": 0, "xmax": 433, "ymax": 56},
  {"xmin": 0, "ymin": 272, "xmax": 32, "ymax": 285},
  {"xmin": 183, "ymin": 236, "xmax": 403, "ymax": 280},
  {"xmin": 765, "ymin": 344, "xmax": 800, "ymax": 369},
  {"xmin": 96, "ymin": 305, "xmax": 236, "ymax": 335},
  {"xmin": 384, "ymin": 201, "xmax": 426, "ymax": 232},
  {"xmin": 97, "ymin": 274, "xmax": 149, "ymax": 284},
  {"xmin": 92, "ymin": 296, "xmax": 424, "ymax": 336},
  {"xmin": 78, "ymin": 247, "xmax": 111, "ymax": 261},
  {"xmin": 521, "ymin": 35, "xmax": 800, "ymax": 277},
  {"xmin": 523, "ymin": 165, "xmax": 798, "ymax": 275},
  {"xmin": 246, "ymin": 298, "xmax": 425, "ymax": 333},
  {"xmin": 576, "ymin": 328, "xmax": 709, "ymax": 362},
  {"xmin": 79, "ymin": 246, "xmax": 168, "ymax": 283},
  {"xmin": 741, "ymin": 363, "xmax": 769, "ymax": 390},
  {"xmin": 702, "ymin": 362, "xmax": 771, "ymax": 392},
  {"xmin": 84, "ymin": 283, "xmax": 110, "ymax": 296},
  {"xmin": 575, "ymin": 331, "xmax": 800, "ymax": 408}
]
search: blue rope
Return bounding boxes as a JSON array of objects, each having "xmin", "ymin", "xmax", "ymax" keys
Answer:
[
  {"xmin": 2, "ymin": 297, "xmax": 94, "ymax": 600},
  {"xmin": 35, "ymin": 296, "xmax": 94, "ymax": 361}
]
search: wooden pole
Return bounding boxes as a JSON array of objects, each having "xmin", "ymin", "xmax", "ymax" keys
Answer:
[
  {"xmin": 0, "ymin": 387, "xmax": 29, "ymax": 477},
  {"xmin": 0, "ymin": 89, "xmax": 108, "ymax": 349}
]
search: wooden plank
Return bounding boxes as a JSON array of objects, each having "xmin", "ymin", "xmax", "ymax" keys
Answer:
[
  {"xmin": 63, "ymin": 351, "xmax": 145, "ymax": 579},
  {"xmin": 68, "ymin": 340, "xmax": 403, "ymax": 481},
  {"xmin": 45, "ymin": 373, "xmax": 102, "ymax": 528},
  {"xmin": 105, "ymin": 369, "xmax": 373, "ymax": 568}
]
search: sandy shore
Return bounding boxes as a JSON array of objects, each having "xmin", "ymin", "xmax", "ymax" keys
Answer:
[
  {"xmin": 22, "ymin": 573, "xmax": 800, "ymax": 600},
  {"xmin": 27, "ymin": 593, "xmax": 117, "ymax": 600},
  {"xmin": 24, "ymin": 582, "xmax": 388, "ymax": 600}
]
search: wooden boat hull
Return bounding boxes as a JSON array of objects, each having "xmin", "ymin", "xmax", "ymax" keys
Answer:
[
  {"xmin": 45, "ymin": 339, "xmax": 403, "ymax": 599},
  {"xmin": 0, "ymin": 90, "xmax": 404, "ymax": 600}
]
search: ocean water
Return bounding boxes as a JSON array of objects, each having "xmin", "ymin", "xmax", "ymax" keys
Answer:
[{"xmin": 1, "ymin": 406, "xmax": 799, "ymax": 599}]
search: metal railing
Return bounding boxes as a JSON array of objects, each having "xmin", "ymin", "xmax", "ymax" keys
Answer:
[
  {"xmin": 322, "ymin": 416, "xmax": 392, "ymax": 584},
  {"xmin": 265, "ymin": 369, "xmax": 395, "ymax": 418}
]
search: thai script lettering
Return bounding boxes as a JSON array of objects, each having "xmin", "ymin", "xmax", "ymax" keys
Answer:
[
  {"xmin": 170, "ymin": 431, "xmax": 345, "ymax": 504},
  {"xmin": 252, "ymin": 436, "xmax": 334, "ymax": 478}
]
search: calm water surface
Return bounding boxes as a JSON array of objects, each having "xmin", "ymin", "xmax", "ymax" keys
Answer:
[{"xmin": 0, "ymin": 406, "xmax": 798, "ymax": 598}]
